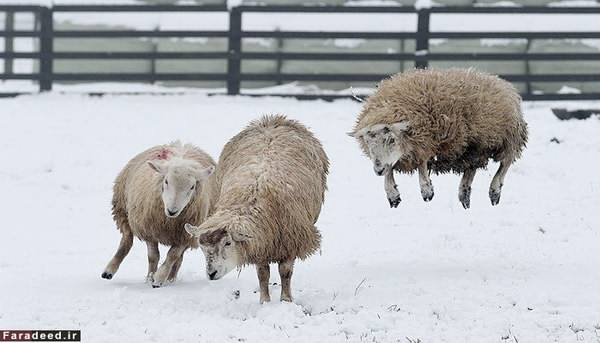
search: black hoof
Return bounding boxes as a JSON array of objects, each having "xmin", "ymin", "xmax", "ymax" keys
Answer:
[
  {"xmin": 422, "ymin": 192, "xmax": 434, "ymax": 202},
  {"xmin": 101, "ymin": 272, "xmax": 113, "ymax": 280},
  {"xmin": 388, "ymin": 196, "xmax": 401, "ymax": 208},
  {"xmin": 489, "ymin": 190, "xmax": 501, "ymax": 206},
  {"xmin": 461, "ymin": 199, "xmax": 470, "ymax": 209},
  {"xmin": 459, "ymin": 187, "xmax": 471, "ymax": 209},
  {"xmin": 152, "ymin": 284, "xmax": 161, "ymax": 288}
]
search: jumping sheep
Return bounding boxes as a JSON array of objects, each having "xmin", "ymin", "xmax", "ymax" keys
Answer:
[
  {"xmin": 184, "ymin": 115, "xmax": 329, "ymax": 303},
  {"xmin": 349, "ymin": 68, "xmax": 528, "ymax": 209},
  {"xmin": 102, "ymin": 142, "xmax": 216, "ymax": 288}
]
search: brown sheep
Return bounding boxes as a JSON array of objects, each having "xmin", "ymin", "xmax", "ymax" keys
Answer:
[
  {"xmin": 102, "ymin": 142, "xmax": 216, "ymax": 288},
  {"xmin": 184, "ymin": 115, "xmax": 329, "ymax": 303},
  {"xmin": 350, "ymin": 68, "xmax": 528, "ymax": 209}
]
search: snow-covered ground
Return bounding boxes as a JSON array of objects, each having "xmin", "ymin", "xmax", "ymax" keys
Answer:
[{"xmin": 0, "ymin": 95, "xmax": 599, "ymax": 342}]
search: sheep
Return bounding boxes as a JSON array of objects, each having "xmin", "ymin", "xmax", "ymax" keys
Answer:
[
  {"xmin": 349, "ymin": 68, "xmax": 528, "ymax": 209},
  {"xmin": 184, "ymin": 115, "xmax": 329, "ymax": 303},
  {"xmin": 101, "ymin": 142, "xmax": 216, "ymax": 288}
]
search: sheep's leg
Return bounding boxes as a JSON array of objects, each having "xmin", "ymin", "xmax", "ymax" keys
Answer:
[
  {"xmin": 257, "ymin": 263, "xmax": 271, "ymax": 304},
  {"xmin": 384, "ymin": 168, "xmax": 401, "ymax": 208},
  {"xmin": 418, "ymin": 161, "xmax": 434, "ymax": 202},
  {"xmin": 458, "ymin": 168, "xmax": 477, "ymax": 209},
  {"xmin": 145, "ymin": 241, "xmax": 160, "ymax": 283},
  {"xmin": 167, "ymin": 248, "xmax": 187, "ymax": 283},
  {"xmin": 101, "ymin": 230, "xmax": 133, "ymax": 280},
  {"xmin": 278, "ymin": 259, "xmax": 295, "ymax": 302},
  {"xmin": 152, "ymin": 245, "xmax": 185, "ymax": 288},
  {"xmin": 490, "ymin": 159, "xmax": 512, "ymax": 206}
]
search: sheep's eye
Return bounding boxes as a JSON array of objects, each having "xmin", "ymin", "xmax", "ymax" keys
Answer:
[
  {"xmin": 368, "ymin": 132, "xmax": 376, "ymax": 138},
  {"xmin": 224, "ymin": 241, "xmax": 231, "ymax": 247},
  {"xmin": 190, "ymin": 184, "xmax": 195, "ymax": 191},
  {"xmin": 165, "ymin": 179, "xmax": 168, "ymax": 185},
  {"xmin": 382, "ymin": 127, "xmax": 390, "ymax": 134},
  {"xmin": 389, "ymin": 138, "xmax": 395, "ymax": 144}
]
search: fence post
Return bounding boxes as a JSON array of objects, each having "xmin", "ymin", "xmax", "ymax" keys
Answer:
[
  {"xmin": 39, "ymin": 6, "xmax": 53, "ymax": 92},
  {"xmin": 415, "ymin": 9, "xmax": 430, "ymax": 69},
  {"xmin": 4, "ymin": 11, "xmax": 14, "ymax": 76},
  {"xmin": 524, "ymin": 38, "xmax": 532, "ymax": 98},
  {"xmin": 227, "ymin": 7, "xmax": 242, "ymax": 95}
]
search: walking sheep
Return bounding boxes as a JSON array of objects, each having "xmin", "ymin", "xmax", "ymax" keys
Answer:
[
  {"xmin": 349, "ymin": 68, "xmax": 528, "ymax": 209},
  {"xmin": 184, "ymin": 115, "xmax": 329, "ymax": 303},
  {"xmin": 102, "ymin": 142, "xmax": 216, "ymax": 288}
]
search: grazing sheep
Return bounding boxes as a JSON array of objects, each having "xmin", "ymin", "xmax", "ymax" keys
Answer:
[
  {"xmin": 184, "ymin": 115, "xmax": 329, "ymax": 303},
  {"xmin": 349, "ymin": 68, "xmax": 528, "ymax": 209},
  {"xmin": 102, "ymin": 142, "xmax": 216, "ymax": 288}
]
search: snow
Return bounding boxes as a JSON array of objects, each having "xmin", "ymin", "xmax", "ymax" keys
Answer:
[
  {"xmin": 331, "ymin": 39, "xmax": 367, "ymax": 49},
  {"xmin": 227, "ymin": 0, "xmax": 243, "ymax": 10},
  {"xmin": 430, "ymin": 13, "xmax": 600, "ymax": 32},
  {"xmin": 345, "ymin": 0, "xmax": 404, "ymax": 6},
  {"xmin": 0, "ymin": 0, "xmax": 143, "ymax": 4},
  {"xmin": 480, "ymin": 38, "xmax": 528, "ymax": 47},
  {"xmin": 565, "ymin": 39, "xmax": 600, "ymax": 51},
  {"xmin": 0, "ymin": 94, "xmax": 599, "ymax": 342},
  {"xmin": 474, "ymin": 1, "xmax": 521, "ymax": 6},
  {"xmin": 557, "ymin": 85, "xmax": 582, "ymax": 94},
  {"xmin": 547, "ymin": 0, "xmax": 600, "ymax": 7},
  {"xmin": 415, "ymin": 0, "xmax": 438, "ymax": 10},
  {"xmin": 0, "ymin": 80, "xmax": 379, "ymax": 96}
]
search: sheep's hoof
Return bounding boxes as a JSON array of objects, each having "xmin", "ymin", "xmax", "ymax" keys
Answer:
[
  {"xmin": 101, "ymin": 272, "xmax": 113, "ymax": 280},
  {"xmin": 421, "ymin": 183, "xmax": 434, "ymax": 202},
  {"xmin": 459, "ymin": 187, "xmax": 471, "ymax": 209},
  {"xmin": 489, "ymin": 189, "xmax": 501, "ymax": 206},
  {"xmin": 489, "ymin": 184, "xmax": 503, "ymax": 206},
  {"xmin": 280, "ymin": 295, "xmax": 293, "ymax": 302},
  {"xmin": 260, "ymin": 295, "xmax": 271, "ymax": 304},
  {"xmin": 422, "ymin": 191, "xmax": 434, "ymax": 202},
  {"xmin": 145, "ymin": 273, "xmax": 154, "ymax": 283},
  {"xmin": 388, "ymin": 195, "xmax": 401, "ymax": 208},
  {"xmin": 152, "ymin": 284, "xmax": 161, "ymax": 289}
]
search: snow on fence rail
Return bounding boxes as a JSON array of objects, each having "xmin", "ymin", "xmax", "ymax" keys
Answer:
[{"xmin": 1, "ymin": 4, "xmax": 600, "ymax": 100}]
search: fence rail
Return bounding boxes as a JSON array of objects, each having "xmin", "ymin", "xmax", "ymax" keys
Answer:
[{"xmin": 1, "ymin": 4, "xmax": 600, "ymax": 100}]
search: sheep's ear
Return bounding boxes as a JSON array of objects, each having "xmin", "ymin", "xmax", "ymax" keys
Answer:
[
  {"xmin": 194, "ymin": 165, "xmax": 215, "ymax": 181},
  {"xmin": 390, "ymin": 121, "xmax": 409, "ymax": 135},
  {"xmin": 346, "ymin": 131, "xmax": 355, "ymax": 138},
  {"xmin": 230, "ymin": 230, "xmax": 252, "ymax": 243},
  {"xmin": 147, "ymin": 160, "xmax": 167, "ymax": 175},
  {"xmin": 184, "ymin": 223, "xmax": 203, "ymax": 237}
]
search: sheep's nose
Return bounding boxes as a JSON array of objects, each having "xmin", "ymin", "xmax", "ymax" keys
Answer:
[
  {"xmin": 167, "ymin": 209, "xmax": 178, "ymax": 217},
  {"xmin": 208, "ymin": 270, "xmax": 218, "ymax": 280}
]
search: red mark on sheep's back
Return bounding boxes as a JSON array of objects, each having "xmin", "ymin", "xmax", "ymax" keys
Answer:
[{"xmin": 156, "ymin": 148, "xmax": 172, "ymax": 160}]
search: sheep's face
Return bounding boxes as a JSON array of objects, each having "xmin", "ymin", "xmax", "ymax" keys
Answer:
[
  {"xmin": 184, "ymin": 224, "xmax": 251, "ymax": 280},
  {"xmin": 353, "ymin": 122, "xmax": 409, "ymax": 176},
  {"xmin": 148, "ymin": 159, "xmax": 214, "ymax": 218}
]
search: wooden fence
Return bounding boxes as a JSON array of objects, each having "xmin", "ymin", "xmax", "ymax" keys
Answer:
[{"xmin": 1, "ymin": 4, "xmax": 600, "ymax": 100}]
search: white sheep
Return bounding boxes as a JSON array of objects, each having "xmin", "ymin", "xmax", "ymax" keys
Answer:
[
  {"xmin": 101, "ymin": 142, "xmax": 215, "ymax": 287},
  {"xmin": 350, "ymin": 68, "xmax": 528, "ymax": 208},
  {"xmin": 185, "ymin": 115, "xmax": 329, "ymax": 303}
]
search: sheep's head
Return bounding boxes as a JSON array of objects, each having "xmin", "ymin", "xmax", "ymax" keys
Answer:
[
  {"xmin": 349, "ymin": 122, "xmax": 409, "ymax": 176},
  {"xmin": 184, "ymin": 223, "xmax": 251, "ymax": 280},
  {"xmin": 147, "ymin": 158, "xmax": 214, "ymax": 218}
]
